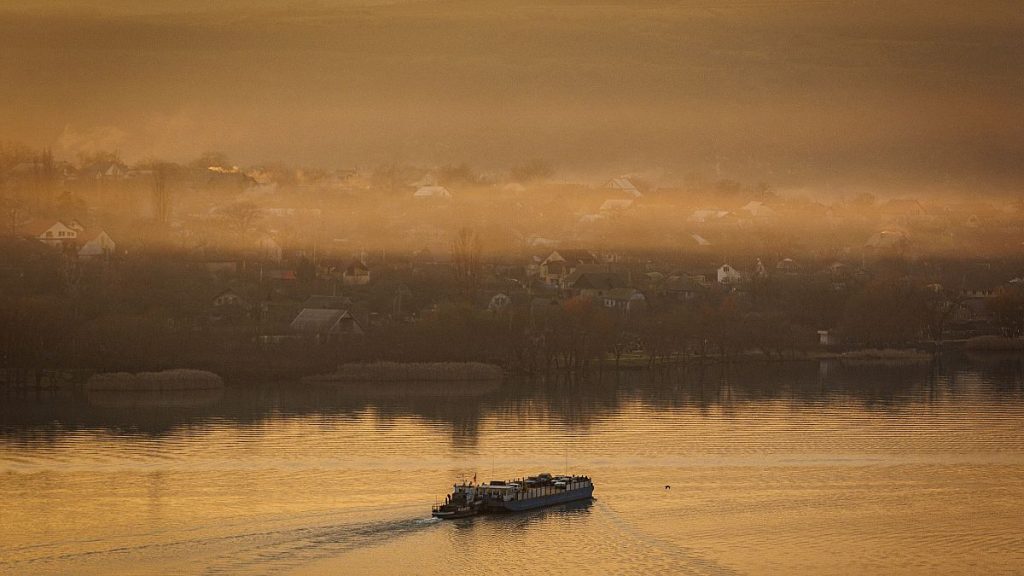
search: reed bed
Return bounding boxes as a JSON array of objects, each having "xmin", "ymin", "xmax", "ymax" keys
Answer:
[
  {"xmin": 303, "ymin": 362, "xmax": 504, "ymax": 383},
  {"xmin": 85, "ymin": 369, "xmax": 225, "ymax": 391}
]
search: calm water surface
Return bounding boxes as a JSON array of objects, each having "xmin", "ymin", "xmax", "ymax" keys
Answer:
[{"xmin": 2, "ymin": 358, "xmax": 1024, "ymax": 575}]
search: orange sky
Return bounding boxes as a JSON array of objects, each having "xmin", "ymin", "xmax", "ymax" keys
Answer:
[{"xmin": 1, "ymin": 0, "xmax": 1022, "ymax": 192}]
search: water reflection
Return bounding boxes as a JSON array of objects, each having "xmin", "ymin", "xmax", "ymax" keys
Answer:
[
  {"xmin": 3, "ymin": 357, "xmax": 1024, "ymax": 445},
  {"xmin": 2, "ymin": 356, "xmax": 1023, "ymax": 575}
]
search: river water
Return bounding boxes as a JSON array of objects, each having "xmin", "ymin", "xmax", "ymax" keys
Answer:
[{"xmin": 2, "ymin": 358, "xmax": 1023, "ymax": 575}]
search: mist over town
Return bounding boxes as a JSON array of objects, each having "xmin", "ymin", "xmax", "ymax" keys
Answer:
[{"xmin": 2, "ymin": 2, "xmax": 1023, "ymax": 575}]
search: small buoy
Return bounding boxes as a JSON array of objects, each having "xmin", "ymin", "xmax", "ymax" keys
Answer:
[{"xmin": 664, "ymin": 485, "xmax": 671, "ymax": 490}]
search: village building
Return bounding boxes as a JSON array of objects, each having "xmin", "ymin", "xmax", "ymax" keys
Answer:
[
  {"xmin": 487, "ymin": 292, "xmax": 512, "ymax": 312},
  {"xmin": 740, "ymin": 201, "xmax": 778, "ymax": 220},
  {"xmin": 569, "ymin": 271, "xmax": 628, "ymax": 299},
  {"xmin": 289, "ymin": 308, "xmax": 365, "ymax": 344},
  {"xmin": 717, "ymin": 264, "xmax": 743, "ymax": 285},
  {"xmin": 76, "ymin": 229, "xmax": 116, "ymax": 259},
  {"xmin": 687, "ymin": 209, "xmax": 732, "ymax": 224},
  {"xmin": 21, "ymin": 220, "xmax": 80, "ymax": 247},
  {"xmin": 599, "ymin": 198, "xmax": 634, "ymax": 212},
  {"xmin": 342, "ymin": 260, "xmax": 371, "ymax": 285},
  {"xmin": 690, "ymin": 233, "xmax": 712, "ymax": 247},
  {"xmin": 538, "ymin": 249, "xmax": 598, "ymax": 287},
  {"xmin": 865, "ymin": 229, "xmax": 910, "ymax": 252},
  {"xmin": 775, "ymin": 258, "xmax": 802, "ymax": 275},
  {"xmin": 209, "ymin": 289, "xmax": 250, "ymax": 323},
  {"xmin": 603, "ymin": 177, "xmax": 643, "ymax": 198},
  {"xmin": 256, "ymin": 236, "xmax": 283, "ymax": 263},
  {"xmin": 663, "ymin": 274, "xmax": 706, "ymax": 301},
  {"xmin": 20, "ymin": 220, "xmax": 115, "ymax": 258},
  {"xmin": 412, "ymin": 185, "xmax": 453, "ymax": 200},
  {"xmin": 602, "ymin": 288, "xmax": 647, "ymax": 316}
]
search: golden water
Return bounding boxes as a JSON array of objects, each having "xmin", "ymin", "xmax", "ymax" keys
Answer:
[{"xmin": 2, "ymin": 360, "xmax": 1023, "ymax": 574}]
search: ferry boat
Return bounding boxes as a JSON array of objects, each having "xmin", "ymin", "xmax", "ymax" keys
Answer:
[
  {"xmin": 432, "ymin": 473, "xmax": 594, "ymax": 518},
  {"xmin": 431, "ymin": 482, "xmax": 482, "ymax": 519}
]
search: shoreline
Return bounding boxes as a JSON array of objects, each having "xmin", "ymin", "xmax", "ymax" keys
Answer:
[{"xmin": 7, "ymin": 344, "xmax": 1023, "ymax": 391}]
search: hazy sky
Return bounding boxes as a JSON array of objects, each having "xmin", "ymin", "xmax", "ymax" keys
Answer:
[{"xmin": 1, "ymin": 0, "xmax": 1021, "ymax": 193}]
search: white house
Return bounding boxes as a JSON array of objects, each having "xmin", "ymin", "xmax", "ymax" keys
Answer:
[
  {"xmin": 342, "ymin": 260, "xmax": 371, "ymax": 285},
  {"xmin": 599, "ymin": 198, "xmax": 634, "ymax": 212},
  {"xmin": 22, "ymin": 220, "xmax": 79, "ymax": 247},
  {"xmin": 76, "ymin": 229, "xmax": 116, "ymax": 258},
  {"xmin": 604, "ymin": 177, "xmax": 643, "ymax": 198},
  {"xmin": 687, "ymin": 209, "xmax": 733, "ymax": 224},
  {"xmin": 413, "ymin": 185, "xmax": 452, "ymax": 200},
  {"xmin": 717, "ymin": 264, "xmax": 743, "ymax": 285},
  {"xmin": 740, "ymin": 201, "xmax": 778, "ymax": 220},
  {"xmin": 539, "ymin": 249, "xmax": 598, "ymax": 287},
  {"xmin": 21, "ymin": 220, "xmax": 115, "ymax": 258}
]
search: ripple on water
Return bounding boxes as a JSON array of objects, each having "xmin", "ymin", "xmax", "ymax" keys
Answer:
[{"xmin": 2, "ymin": 362, "xmax": 1024, "ymax": 574}]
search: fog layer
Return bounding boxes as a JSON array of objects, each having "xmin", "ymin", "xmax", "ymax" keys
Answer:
[{"xmin": 1, "ymin": 0, "xmax": 1022, "ymax": 193}]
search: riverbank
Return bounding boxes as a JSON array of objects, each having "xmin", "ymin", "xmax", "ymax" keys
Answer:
[
  {"xmin": 84, "ymin": 369, "xmax": 225, "ymax": 391},
  {"xmin": 598, "ymin": 347, "xmax": 936, "ymax": 370}
]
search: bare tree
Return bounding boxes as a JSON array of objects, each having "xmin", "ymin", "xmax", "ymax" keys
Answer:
[
  {"xmin": 452, "ymin": 227, "xmax": 482, "ymax": 301},
  {"xmin": 152, "ymin": 164, "xmax": 171, "ymax": 224},
  {"xmin": 220, "ymin": 201, "xmax": 262, "ymax": 233}
]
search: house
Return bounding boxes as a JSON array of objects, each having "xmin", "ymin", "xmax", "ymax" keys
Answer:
[
  {"xmin": 880, "ymin": 198, "xmax": 927, "ymax": 225},
  {"xmin": 599, "ymin": 198, "xmax": 634, "ymax": 212},
  {"xmin": 687, "ymin": 209, "xmax": 731, "ymax": 224},
  {"xmin": 20, "ymin": 220, "xmax": 115, "ymax": 258},
  {"xmin": 817, "ymin": 330, "xmax": 841, "ymax": 347},
  {"xmin": 539, "ymin": 249, "xmax": 598, "ymax": 287},
  {"xmin": 570, "ymin": 272, "xmax": 628, "ymax": 299},
  {"xmin": 603, "ymin": 177, "xmax": 643, "ymax": 198},
  {"xmin": 740, "ymin": 201, "xmax": 778, "ymax": 220},
  {"xmin": 210, "ymin": 289, "xmax": 250, "ymax": 323},
  {"xmin": 663, "ymin": 274, "xmax": 706, "ymax": 301},
  {"xmin": 213, "ymin": 288, "xmax": 248, "ymax": 308},
  {"xmin": 577, "ymin": 213, "xmax": 608, "ymax": 225},
  {"xmin": 775, "ymin": 258, "xmax": 802, "ymax": 275},
  {"xmin": 76, "ymin": 229, "xmax": 116, "ymax": 259},
  {"xmin": 717, "ymin": 264, "xmax": 743, "ymax": 285},
  {"xmin": 752, "ymin": 258, "xmax": 768, "ymax": 280},
  {"xmin": 413, "ymin": 185, "xmax": 452, "ymax": 200},
  {"xmin": 691, "ymin": 233, "xmax": 712, "ymax": 247},
  {"xmin": 289, "ymin": 308, "xmax": 364, "ymax": 343},
  {"xmin": 256, "ymin": 236, "xmax": 283, "ymax": 263},
  {"xmin": 960, "ymin": 275, "xmax": 999, "ymax": 299},
  {"xmin": 342, "ymin": 260, "xmax": 371, "ymax": 285},
  {"xmin": 80, "ymin": 161, "xmax": 129, "ymax": 181},
  {"xmin": 603, "ymin": 288, "xmax": 647, "ymax": 316},
  {"xmin": 865, "ymin": 229, "xmax": 910, "ymax": 251},
  {"xmin": 487, "ymin": 293, "xmax": 512, "ymax": 312},
  {"xmin": 20, "ymin": 220, "xmax": 79, "ymax": 247}
]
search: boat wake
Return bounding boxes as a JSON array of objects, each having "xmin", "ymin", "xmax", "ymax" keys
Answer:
[
  {"xmin": 3, "ymin": 510, "xmax": 445, "ymax": 575},
  {"xmin": 595, "ymin": 500, "xmax": 739, "ymax": 576}
]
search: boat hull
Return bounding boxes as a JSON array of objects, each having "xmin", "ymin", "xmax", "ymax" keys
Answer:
[
  {"xmin": 490, "ymin": 485, "xmax": 594, "ymax": 512},
  {"xmin": 432, "ymin": 508, "xmax": 478, "ymax": 519}
]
